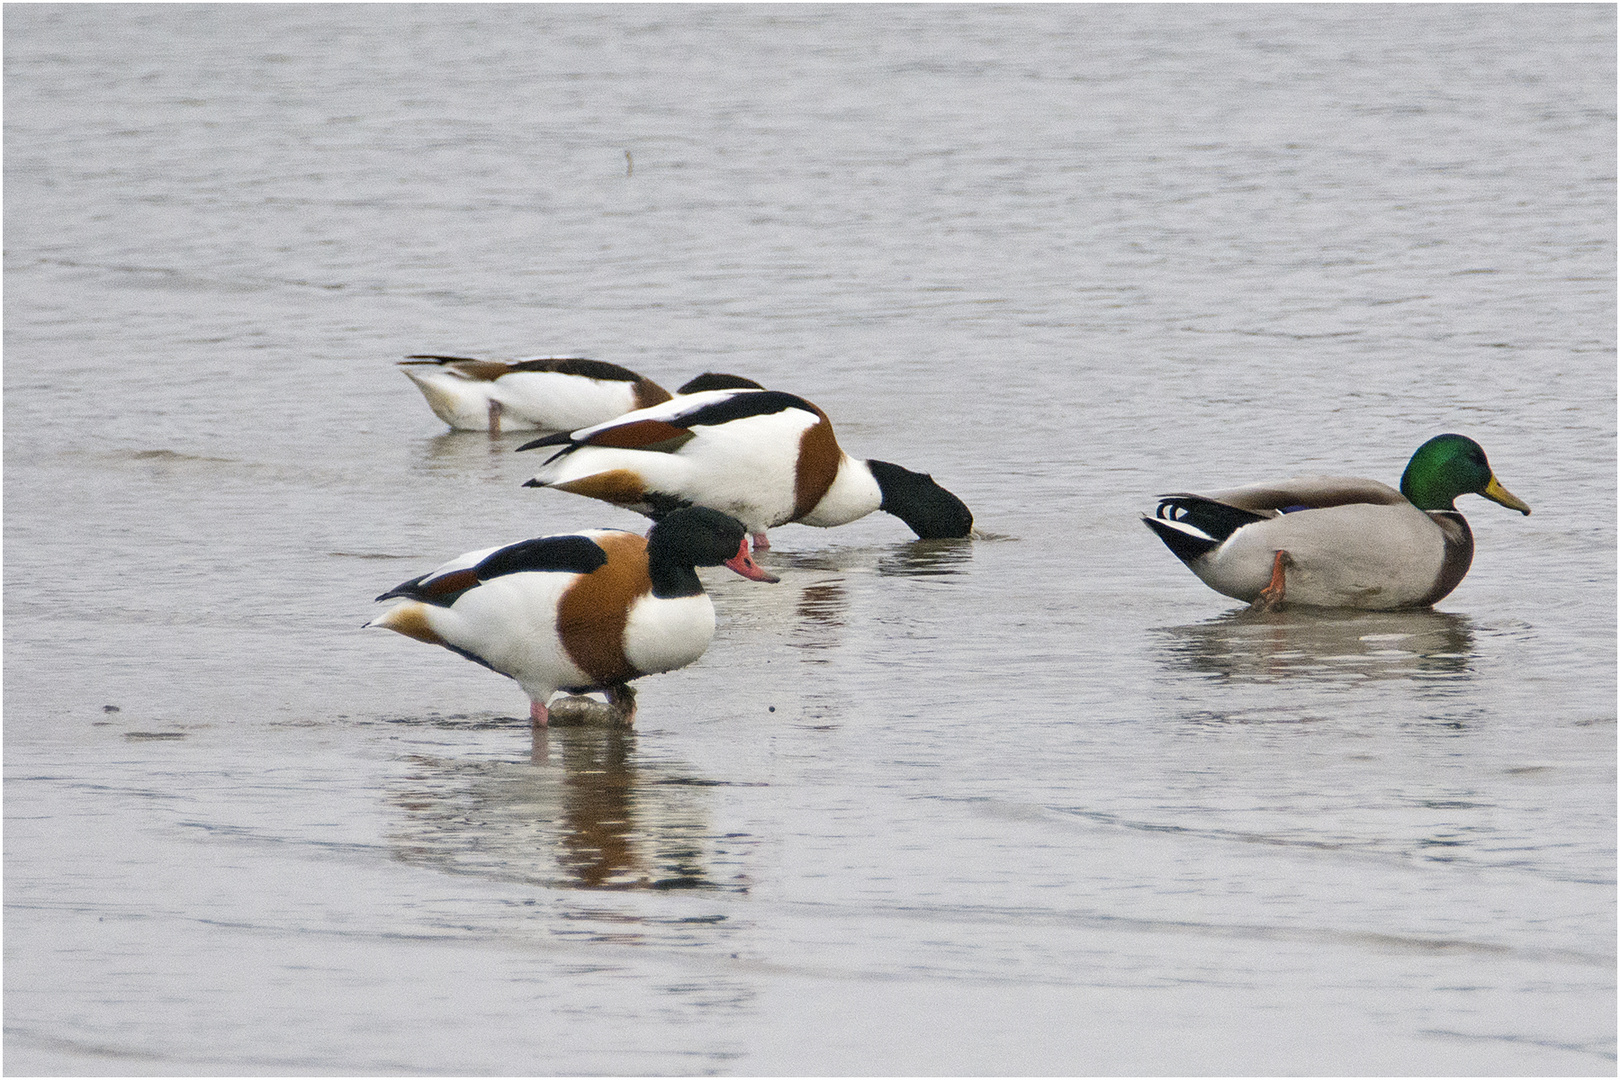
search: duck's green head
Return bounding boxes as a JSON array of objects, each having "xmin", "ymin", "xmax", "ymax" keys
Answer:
[{"xmin": 1400, "ymin": 434, "xmax": 1531, "ymax": 515}]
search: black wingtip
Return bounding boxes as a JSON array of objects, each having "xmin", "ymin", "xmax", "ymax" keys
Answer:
[
  {"xmin": 374, "ymin": 574, "xmax": 428, "ymax": 603},
  {"xmin": 515, "ymin": 432, "xmax": 573, "ymax": 453},
  {"xmin": 868, "ymin": 459, "xmax": 974, "ymax": 539}
]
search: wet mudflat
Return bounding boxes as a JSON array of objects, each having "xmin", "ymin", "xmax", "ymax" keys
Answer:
[{"xmin": 5, "ymin": 5, "xmax": 1614, "ymax": 1074}]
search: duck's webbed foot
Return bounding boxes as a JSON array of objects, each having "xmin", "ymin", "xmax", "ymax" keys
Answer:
[
  {"xmin": 605, "ymin": 684, "xmax": 638, "ymax": 727},
  {"xmin": 1253, "ymin": 549, "xmax": 1293, "ymax": 612}
]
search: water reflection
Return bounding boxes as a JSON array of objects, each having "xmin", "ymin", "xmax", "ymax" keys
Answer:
[
  {"xmin": 765, "ymin": 549, "xmax": 854, "ymax": 574},
  {"xmin": 413, "ymin": 429, "xmax": 527, "ymax": 478},
  {"xmin": 877, "ymin": 537, "xmax": 975, "ymax": 578},
  {"xmin": 793, "ymin": 580, "xmax": 848, "ymax": 655},
  {"xmin": 764, "ymin": 537, "xmax": 974, "ymax": 579},
  {"xmin": 1155, "ymin": 608, "xmax": 1476, "ymax": 685},
  {"xmin": 386, "ymin": 725, "xmax": 751, "ymax": 891}
]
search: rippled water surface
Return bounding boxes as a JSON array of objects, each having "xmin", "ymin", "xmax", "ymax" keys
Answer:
[{"xmin": 6, "ymin": 5, "xmax": 1615, "ymax": 1075}]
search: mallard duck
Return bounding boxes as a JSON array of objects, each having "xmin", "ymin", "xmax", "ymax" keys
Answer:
[
  {"xmin": 367, "ymin": 506, "xmax": 778, "ymax": 726},
  {"xmin": 399, "ymin": 355, "xmax": 672, "ymax": 434},
  {"xmin": 1143, "ymin": 434, "xmax": 1530, "ymax": 610},
  {"xmin": 515, "ymin": 386, "xmax": 974, "ymax": 549}
]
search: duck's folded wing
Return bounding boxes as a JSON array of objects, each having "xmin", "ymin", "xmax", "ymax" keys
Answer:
[
  {"xmin": 516, "ymin": 388, "xmax": 819, "ymax": 456},
  {"xmin": 472, "ymin": 535, "xmax": 611, "ymax": 581},
  {"xmin": 403, "ymin": 355, "xmax": 655, "ymax": 388},
  {"xmin": 1204, "ymin": 475, "xmax": 1408, "ymax": 512},
  {"xmin": 401, "ymin": 355, "xmax": 513, "ymax": 382},
  {"xmin": 534, "ymin": 418, "xmax": 699, "ymax": 454},
  {"xmin": 376, "ymin": 535, "xmax": 611, "ymax": 606},
  {"xmin": 502, "ymin": 357, "xmax": 656, "ymax": 386}
]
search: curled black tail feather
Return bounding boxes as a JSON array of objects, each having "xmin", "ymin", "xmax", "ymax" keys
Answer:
[
  {"xmin": 1142, "ymin": 495, "xmax": 1270, "ymax": 566},
  {"xmin": 1142, "ymin": 515, "xmax": 1213, "ymax": 564},
  {"xmin": 1155, "ymin": 495, "xmax": 1269, "ymax": 542}
]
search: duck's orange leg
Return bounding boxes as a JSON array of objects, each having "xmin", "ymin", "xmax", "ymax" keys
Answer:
[
  {"xmin": 487, "ymin": 398, "xmax": 504, "ymax": 435},
  {"xmin": 529, "ymin": 698, "xmax": 549, "ymax": 727},
  {"xmin": 1254, "ymin": 550, "xmax": 1292, "ymax": 611},
  {"xmin": 751, "ymin": 531, "xmax": 770, "ymax": 552}
]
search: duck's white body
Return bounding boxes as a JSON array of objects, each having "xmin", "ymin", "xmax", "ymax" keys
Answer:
[
  {"xmin": 400, "ymin": 356, "xmax": 671, "ymax": 434},
  {"xmin": 535, "ymin": 392, "xmax": 877, "ymax": 533},
  {"xmin": 368, "ymin": 510, "xmax": 775, "ymax": 725},
  {"xmin": 521, "ymin": 388, "xmax": 972, "ymax": 546},
  {"xmin": 367, "ymin": 530, "xmax": 694, "ymax": 705},
  {"xmin": 418, "ymin": 573, "xmax": 717, "ymax": 701}
]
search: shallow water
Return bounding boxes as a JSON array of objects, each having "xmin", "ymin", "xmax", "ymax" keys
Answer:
[{"xmin": 5, "ymin": 5, "xmax": 1615, "ymax": 1075}]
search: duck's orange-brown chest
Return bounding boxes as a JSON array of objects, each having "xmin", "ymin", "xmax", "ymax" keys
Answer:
[
  {"xmin": 554, "ymin": 531, "xmax": 650, "ymax": 684},
  {"xmin": 791, "ymin": 413, "xmax": 841, "ymax": 521}
]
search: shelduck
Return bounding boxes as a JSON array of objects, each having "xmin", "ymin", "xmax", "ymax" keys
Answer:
[
  {"xmin": 516, "ymin": 386, "xmax": 973, "ymax": 548},
  {"xmin": 674, "ymin": 372, "xmax": 765, "ymax": 394},
  {"xmin": 367, "ymin": 506, "xmax": 778, "ymax": 726},
  {"xmin": 399, "ymin": 355, "xmax": 672, "ymax": 434},
  {"xmin": 1142, "ymin": 434, "xmax": 1531, "ymax": 610}
]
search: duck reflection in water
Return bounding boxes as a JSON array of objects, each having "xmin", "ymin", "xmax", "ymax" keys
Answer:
[
  {"xmin": 1155, "ymin": 607, "xmax": 1476, "ymax": 686},
  {"xmin": 537, "ymin": 723, "xmax": 642, "ymax": 888},
  {"xmin": 763, "ymin": 537, "xmax": 974, "ymax": 580},
  {"xmin": 794, "ymin": 581, "xmax": 847, "ymax": 645},
  {"xmin": 408, "ymin": 431, "xmax": 523, "ymax": 490},
  {"xmin": 877, "ymin": 537, "xmax": 975, "ymax": 578},
  {"xmin": 421, "ymin": 428, "xmax": 521, "ymax": 461},
  {"xmin": 388, "ymin": 722, "xmax": 744, "ymax": 891}
]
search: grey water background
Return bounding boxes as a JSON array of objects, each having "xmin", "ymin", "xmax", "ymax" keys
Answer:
[{"xmin": 5, "ymin": 4, "xmax": 1615, "ymax": 1075}]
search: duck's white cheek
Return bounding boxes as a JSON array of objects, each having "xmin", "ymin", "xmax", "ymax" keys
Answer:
[{"xmin": 622, "ymin": 595, "xmax": 716, "ymax": 675}]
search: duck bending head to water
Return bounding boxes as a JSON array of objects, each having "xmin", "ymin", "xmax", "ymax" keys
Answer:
[
  {"xmin": 399, "ymin": 355, "xmax": 671, "ymax": 434},
  {"xmin": 517, "ymin": 386, "xmax": 973, "ymax": 550}
]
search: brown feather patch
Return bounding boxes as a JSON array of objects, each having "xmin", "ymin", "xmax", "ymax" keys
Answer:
[
  {"xmin": 433, "ymin": 360, "xmax": 512, "ymax": 383},
  {"xmin": 792, "ymin": 414, "xmax": 842, "ymax": 520},
  {"xmin": 554, "ymin": 469, "xmax": 649, "ymax": 506},
  {"xmin": 556, "ymin": 532, "xmax": 649, "ymax": 685},
  {"xmin": 1419, "ymin": 511, "xmax": 1474, "ymax": 607},
  {"xmin": 374, "ymin": 602, "xmax": 446, "ymax": 645},
  {"xmin": 583, "ymin": 418, "xmax": 696, "ymax": 452},
  {"xmin": 420, "ymin": 567, "xmax": 479, "ymax": 599},
  {"xmin": 634, "ymin": 378, "xmax": 674, "ymax": 410}
]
